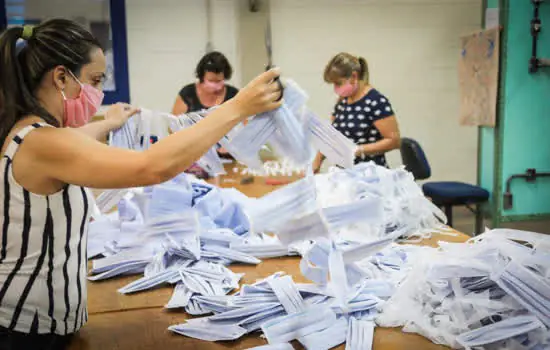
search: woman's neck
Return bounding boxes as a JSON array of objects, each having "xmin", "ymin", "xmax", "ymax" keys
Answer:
[
  {"xmin": 36, "ymin": 88, "xmax": 64, "ymax": 126},
  {"xmin": 347, "ymin": 83, "xmax": 371, "ymax": 104}
]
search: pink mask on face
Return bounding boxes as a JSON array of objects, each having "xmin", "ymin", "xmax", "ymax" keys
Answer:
[
  {"xmin": 203, "ymin": 80, "xmax": 225, "ymax": 94},
  {"xmin": 334, "ymin": 81, "xmax": 358, "ymax": 98},
  {"xmin": 61, "ymin": 70, "xmax": 104, "ymax": 128}
]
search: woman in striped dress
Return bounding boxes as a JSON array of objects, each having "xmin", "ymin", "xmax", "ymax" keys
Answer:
[{"xmin": 0, "ymin": 19, "xmax": 282, "ymax": 349}]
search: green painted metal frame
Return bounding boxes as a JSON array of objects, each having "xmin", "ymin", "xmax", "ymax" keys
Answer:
[
  {"xmin": 477, "ymin": 0, "xmax": 485, "ymax": 203},
  {"xmin": 500, "ymin": 213, "xmax": 550, "ymax": 223},
  {"xmin": 478, "ymin": 0, "xmax": 506, "ymax": 228},
  {"xmin": 477, "ymin": 0, "xmax": 486, "ymax": 186},
  {"xmin": 478, "ymin": 0, "xmax": 492, "ymax": 221},
  {"xmin": 490, "ymin": 0, "xmax": 509, "ymax": 228}
]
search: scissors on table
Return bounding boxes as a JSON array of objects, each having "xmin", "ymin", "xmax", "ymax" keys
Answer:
[{"xmin": 265, "ymin": 18, "xmax": 284, "ymax": 101}]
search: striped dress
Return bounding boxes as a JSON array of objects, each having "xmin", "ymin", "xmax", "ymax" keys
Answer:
[{"xmin": 0, "ymin": 123, "xmax": 92, "ymax": 335}]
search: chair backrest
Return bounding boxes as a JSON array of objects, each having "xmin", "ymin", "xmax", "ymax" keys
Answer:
[{"xmin": 400, "ymin": 137, "xmax": 431, "ymax": 180}]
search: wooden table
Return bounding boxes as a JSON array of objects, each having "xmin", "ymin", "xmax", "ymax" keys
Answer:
[{"xmin": 69, "ymin": 164, "xmax": 470, "ymax": 350}]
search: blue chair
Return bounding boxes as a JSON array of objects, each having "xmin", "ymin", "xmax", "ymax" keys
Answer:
[{"xmin": 400, "ymin": 137, "xmax": 489, "ymax": 235}]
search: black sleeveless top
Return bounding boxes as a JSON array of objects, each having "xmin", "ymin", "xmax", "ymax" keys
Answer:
[{"xmin": 178, "ymin": 83, "xmax": 239, "ymax": 112}]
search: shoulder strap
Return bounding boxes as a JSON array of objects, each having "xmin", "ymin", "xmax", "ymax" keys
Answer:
[{"xmin": 4, "ymin": 122, "xmax": 49, "ymax": 160}]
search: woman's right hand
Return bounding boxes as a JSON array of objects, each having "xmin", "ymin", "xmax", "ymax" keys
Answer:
[
  {"xmin": 104, "ymin": 103, "xmax": 140, "ymax": 130},
  {"xmin": 231, "ymin": 68, "xmax": 283, "ymax": 119}
]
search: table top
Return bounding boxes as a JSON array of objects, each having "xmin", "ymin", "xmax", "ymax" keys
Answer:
[{"xmin": 70, "ymin": 164, "xmax": 469, "ymax": 350}]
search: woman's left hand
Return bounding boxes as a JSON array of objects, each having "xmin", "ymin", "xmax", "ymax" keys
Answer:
[
  {"xmin": 104, "ymin": 103, "xmax": 140, "ymax": 129},
  {"xmin": 355, "ymin": 145, "xmax": 367, "ymax": 158}
]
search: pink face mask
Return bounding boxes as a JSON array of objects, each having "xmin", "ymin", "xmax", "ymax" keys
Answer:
[
  {"xmin": 334, "ymin": 80, "xmax": 358, "ymax": 98},
  {"xmin": 203, "ymin": 80, "xmax": 225, "ymax": 94},
  {"xmin": 61, "ymin": 70, "xmax": 104, "ymax": 128}
]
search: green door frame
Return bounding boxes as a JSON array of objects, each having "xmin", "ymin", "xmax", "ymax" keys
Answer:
[{"xmin": 479, "ymin": 0, "xmax": 509, "ymax": 228}]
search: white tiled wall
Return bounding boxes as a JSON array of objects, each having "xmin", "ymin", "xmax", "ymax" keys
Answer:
[
  {"xmin": 270, "ymin": 0, "xmax": 482, "ymax": 183},
  {"xmin": 125, "ymin": 0, "xmax": 240, "ymax": 111}
]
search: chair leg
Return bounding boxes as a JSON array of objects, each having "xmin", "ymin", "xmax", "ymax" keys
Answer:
[
  {"xmin": 474, "ymin": 204, "xmax": 484, "ymax": 236},
  {"xmin": 444, "ymin": 205, "xmax": 453, "ymax": 227}
]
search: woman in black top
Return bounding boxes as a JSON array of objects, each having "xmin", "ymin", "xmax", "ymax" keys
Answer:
[
  {"xmin": 313, "ymin": 52, "xmax": 401, "ymax": 172},
  {"xmin": 171, "ymin": 51, "xmax": 239, "ymax": 176},
  {"xmin": 172, "ymin": 51, "xmax": 239, "ymax": 114}
]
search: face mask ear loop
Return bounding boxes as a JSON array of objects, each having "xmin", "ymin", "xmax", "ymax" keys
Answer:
[
  {"xmin": 67, "ymin": 69, "xmax": 83, "ymax": 86},
  {"xmin": 63, "ymin": 69, "xmax": 85, "ymax": 101}
]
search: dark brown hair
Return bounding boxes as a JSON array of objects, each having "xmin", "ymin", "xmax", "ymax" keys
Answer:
[
  {"xmin": 0, "ymin": 18, "xmax": 101, "ymax": 143},
  {"xmin": 324, "ymin": 52, "xmax": 369, "ymax": 84},
  {"xmin": 195, "ymin": 51, "xmax": 233, "ymax": 82}
]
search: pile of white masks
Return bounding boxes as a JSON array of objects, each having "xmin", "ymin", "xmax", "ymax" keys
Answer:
[
  {"xmin": 87, "ymin": 161, "xmax": 458, "ymax": 350},
  {"xmin": 168, "ymin": 227, "xmax": 550, "ymax": 350},
  {"xmin": 376, "ymin": 229, "xmax": 550, "ymax": 350},
  {"xmin": 88, "ymin": 173, "xmax": 291, "ymax": 308},
  {"xmin": 94, "ymin": 77, "xmax": 550, "ymax": 348},
  {"xmin": 89, "ymin": 162, "xmax": 550, "ymax": 349},
  {"xmin": 244, "ymin": 161, "xmax": 449, "ymax": 244}
]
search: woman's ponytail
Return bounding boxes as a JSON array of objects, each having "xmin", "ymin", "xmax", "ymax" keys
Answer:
[
  {"xmin": 0, "ymin": 19, "xmax": 101, "ymax": 144},
  {"xmin": 324, "ymin": 52, "xmax": 370, "ymax": 85},
  {"xmin": 0, "ymin": 27, "xmax": 32, "ymax": 143},
  {"xmin": 357, "ymin": 56, "xmax": 369, "ymax": 84}
]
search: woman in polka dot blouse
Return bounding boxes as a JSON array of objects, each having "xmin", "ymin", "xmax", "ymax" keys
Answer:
[{"xmin": 313, "ymin": 52, "xmax": 401, "ymax": 172}]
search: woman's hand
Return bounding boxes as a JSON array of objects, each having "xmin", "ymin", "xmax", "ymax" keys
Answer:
[
  {"xmin": 104, "ymin": 103, "xmax": 140, "ymax": 129},
  {"xmin": 231, "ymin": 68, "xmax": 283, "ymax": 119},
  {"xmin": 312, "ymin": 152, "xmax": 324, "ymax": 174}
]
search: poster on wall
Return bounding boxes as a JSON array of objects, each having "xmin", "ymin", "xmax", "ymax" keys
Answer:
[{"xmin": 458, "ymin": 27, "xmax": 500, "ymax": 127}]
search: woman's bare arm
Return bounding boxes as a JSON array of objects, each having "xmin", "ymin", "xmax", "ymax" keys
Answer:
[
  {"xmin": 355, "ymin": 116, "xmax": 401, "ymax": 156},
  {"xmin": 24, "ymin": 69, "xmax": 283, "ymax": 189}
]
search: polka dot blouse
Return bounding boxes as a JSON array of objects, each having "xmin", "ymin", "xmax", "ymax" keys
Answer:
[{"xmin": 332, "ymin": 88, "xmax": 394, "ymax": 167}]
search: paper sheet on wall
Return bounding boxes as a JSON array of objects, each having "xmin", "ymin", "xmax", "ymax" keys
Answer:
[
  {"xmin": 458, "ymin": 27, "xmax": 500, "ymax": 127},
  {"xmin": 485, "ymin": 8, "xmax": 499, "ymax": 29}
]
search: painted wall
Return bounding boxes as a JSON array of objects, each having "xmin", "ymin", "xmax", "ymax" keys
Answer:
[
  {"xmin": 237, "ymin": 0, "xmax": 268, "ymax": 85},
  {"xmin": 125, "ymin": 0, "xmax": 241, "ymax": 111},
  {"xmin": 270, "ymin": 0, "xmax": 482, "ymax": 182},
  {"xmin": 499, "ymin": 1, "xmax": 550, "ymax": 218}
]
